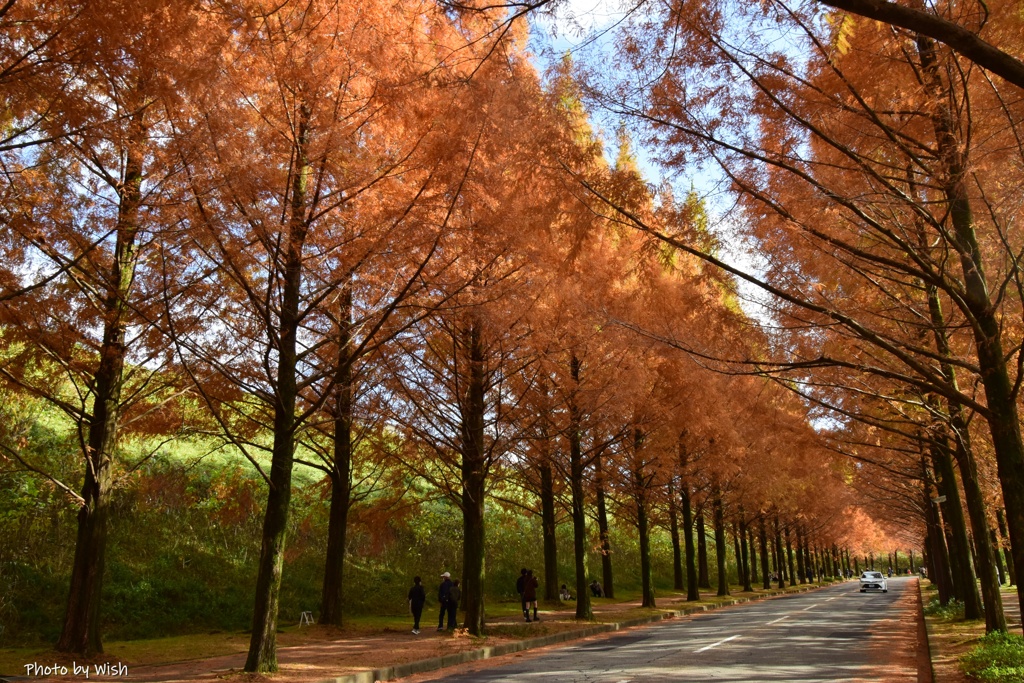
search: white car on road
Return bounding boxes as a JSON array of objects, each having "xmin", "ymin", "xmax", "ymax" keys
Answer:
[{"xmin": 859, "ymin": 571, "xmax": 888, "ymax": 593}]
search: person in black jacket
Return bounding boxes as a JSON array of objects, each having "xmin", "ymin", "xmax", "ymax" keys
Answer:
[
  {"xmin": 408, "ymin": 576, "xmax": 426, "ymax": 634},
  {"xmin": 516, "ymin": 568, "xmax": 528, "ymax": 621},
  {"xmin": 437, "ymin": 572, "xmax": 453, "ymax": 631},
  {"xmin": 447, "ymin": 580, "xmax": 461, "ymax": 630},
  {"xmin": 523, "ymin": 569, "xmax": 539, "ymax": 622}
]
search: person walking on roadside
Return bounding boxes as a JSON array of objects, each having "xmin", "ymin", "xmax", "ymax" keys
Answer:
[
  {"xmin": 447, "ymin": 579, "xmax": 462, "ymax": 630},
  {"xmin": 437, "ymin": 572, "xmax": 453, "ymax": 631},
  {"xmin": 516, "ymin": 568, "xmax": 529, "ymax": 622},
  {"xmin": 524, "ymin": 569, "xmax": 540, "ymax": 622},
  {"xmin": 408, "ymin": 576, "xmax": 426, "ymax": 634}
]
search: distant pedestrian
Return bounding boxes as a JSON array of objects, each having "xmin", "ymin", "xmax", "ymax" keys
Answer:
[
  {"xmin": 559, "ymin": 584, "xmax": 574, "ymax": 601},
  {"xmin": 437, "ymin": 572, "xmax": 453, "ymax": 631},
  {"xmin": 408, "ymin": 576, "xmax": 426, "ymax": 634},
  {"xmin": 447, "ymin": 580, "xmax": 461, "ymax": 630},
  {"xmin": 516, "ymin": 568, "xmax": 528, "ymax": 620},
  {"xmin": 524, "ymin": 569, "xmax": 539, "ymax": 622},
  {"xmin": 589, "ymin": 579, "xmax": 603, "ymax": 597}
]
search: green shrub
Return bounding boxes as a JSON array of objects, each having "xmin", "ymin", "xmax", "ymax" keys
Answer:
[
  {"xmin": 961, "ymin": 631, "xmax": 1024, "ymax": 682},
  {"xmin": 924, "ymin": 596, "xmax": 965, "ymax": 620}
]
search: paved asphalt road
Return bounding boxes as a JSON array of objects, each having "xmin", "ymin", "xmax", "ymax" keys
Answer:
[{"xmin": 419, "ymin": 577, "xmax": 920, "ymax": 682}]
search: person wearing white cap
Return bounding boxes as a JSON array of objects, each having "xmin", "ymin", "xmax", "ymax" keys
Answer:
[{"xmin": 437, "ymin": 572, "xmax": 453, "ymax": 631}]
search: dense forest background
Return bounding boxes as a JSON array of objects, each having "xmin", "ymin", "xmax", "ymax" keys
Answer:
[{"xmin": 1, "ymin": 422, "xmax": 687, "ymax": 646}]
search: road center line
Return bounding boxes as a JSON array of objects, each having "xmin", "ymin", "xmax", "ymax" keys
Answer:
[
  {"xmin": 695, "ymin": 634, "xmax": 741, "ymax": 653},
  {"xmin": 766, "ymin": 616, "xmax": 789, "ymax": 625},
  {"xmin": 801, "ymin": 603, "xmax": 819, "ymax": 611}
]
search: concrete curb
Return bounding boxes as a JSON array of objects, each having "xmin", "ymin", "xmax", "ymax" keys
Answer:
[
  {"xmin": 917, "ymin": 581, "xmax": 939, "ymax": 683},
  {"xmin": 316, "ymin": 583, "xmax": 832, "ymax": 683}
]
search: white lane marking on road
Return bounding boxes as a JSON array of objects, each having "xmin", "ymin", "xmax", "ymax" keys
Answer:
[
  {"xmin": 801, "ymin": 604, "xmax": 819, "ymax": 611},
  {"xmin": 825, "ymin": 597, "xmax": 836, "ymax": 601},
  {"xmin": 766, "ymin": 616, "xmax": 789, "ymax": 625},
  {"xmin": 695, "ymin": 635, "xmax": 741, "ymax": 653}
]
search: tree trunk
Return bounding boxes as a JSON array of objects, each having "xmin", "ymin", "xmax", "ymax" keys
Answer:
[
  {"xmin": 785, "ymin": 524, "xmax": 797, "ymax": 588},
  {"xmin": 669, "ymin": 481, "xmax": 684, "ymax": 592},
  {"xmin": 922, "ymin": 280, "xmax": 1004, "ymax": 630},
  {"xmin": 595, "ymin": 453, "xmax": 614, "ymax": 599},
  {"xmin": 539, "ymin": 457, "xmax": 559, "ymax": 602},
  {"xmin": 931, "ymin": 439, "xmax": 982, "ymax": 618},
  {"xmin": 632, "ymin": 430, "xmax": 654, "ymax": 608},
  {"xmin": 923, "ymin": 456, "xmax": 955, "ymax": 604},
  {"xmin": 713, "ymin": 489, "xmax": 729, "ymax": 596},
  {"xmin": 460, "ymin": 320, "xmax": 487, "ymax": 636},
  {"xmin": 773, "ymin": 516, "xmax": 786, "ymax": 589},
  {"xmin": 992, "ymin": 529, "xmax": 1007, "ymax": 586},
  {"xmin": 244, "ymin": 103, "xmax": 311, "ymax": 673},
  {"xmin": 57, "ymin": 108, "xmax": 147, "ymax": 657},
  {"xmin": 918, "ymin": 32, "xmax": 1024, "ymax": 632},
  {"xmin": 748, "ymin": 520, "xmax": 759, "ymax": 586},
  {"xmin": 319, "ymin": 467, "xmax": 350, "ymax": 625},
  {"xmin": 759, "ymin": 518, "xmax": 771, "ymax": 590},
  {"xmin": 320, "ymin": 285, "xmax": 354, "ymax": 626},
  {"xmin": 568, "ymin": 356, "xmax": 592, "ymax": 620},
  {"xmin": 998, "ymin": 509, "xmax": 1017, "ymax": 585},
  {"xmin": 697, "ymin": 510, "xmax": 710, "ymax": 589},
  {"xmin": 635, "ymin": 484, "xmax": 655, "ymax": 607},
  {"xmin": 462, "ymin": 466, "xmax": 486, "ymax": 635},
  {"xmin": 733, "ymin": 522, "xmax": 745, "ymax": 588},
  {"xmin": 795, "ymin": 527, "xmax": 807, "ymax": 584},
  {"xmin": 681, "ymin": 482, "xmax": 699, "ymax": 601}
]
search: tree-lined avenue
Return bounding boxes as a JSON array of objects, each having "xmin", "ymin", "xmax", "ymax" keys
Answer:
[{"xmin": 417, "ymin": 579, "xmax": 923, "ymax": 682}]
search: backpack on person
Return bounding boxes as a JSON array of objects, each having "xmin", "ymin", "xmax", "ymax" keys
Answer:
[{"xmin": 449, "ymin": 584, "xmax": 461, "ymax": 605}]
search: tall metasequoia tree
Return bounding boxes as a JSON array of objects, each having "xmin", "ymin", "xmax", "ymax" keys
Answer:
[
  {"xmin": 313, "ymin": 244, "xmax": 449, "ymax": 626},
  {"xmin": 307, "ymin": 128, "xmax": 470, "ymax": 626},
  {"xmin": 0, "ymin": 0, "xmax": 217, "ymax": 654},
  {"xmin": 387, "ymin": 46, "xmax": 581, "ymax": 633},
  {"xmin": 167, "ymin": 0, "xmax": 457, "ymax": 666},
  {"xmin": 57, "ymin": 94, "xmax": 147, "ymax": 657}
]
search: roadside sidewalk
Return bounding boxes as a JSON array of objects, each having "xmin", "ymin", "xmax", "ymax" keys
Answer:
[
  {"xmin": 128, "ymin": 582, "xmax": 834, "ymax": 683},
  {"xmin": 919, "ymin": 582, "xmax": 1021, "ymax": 682}
]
